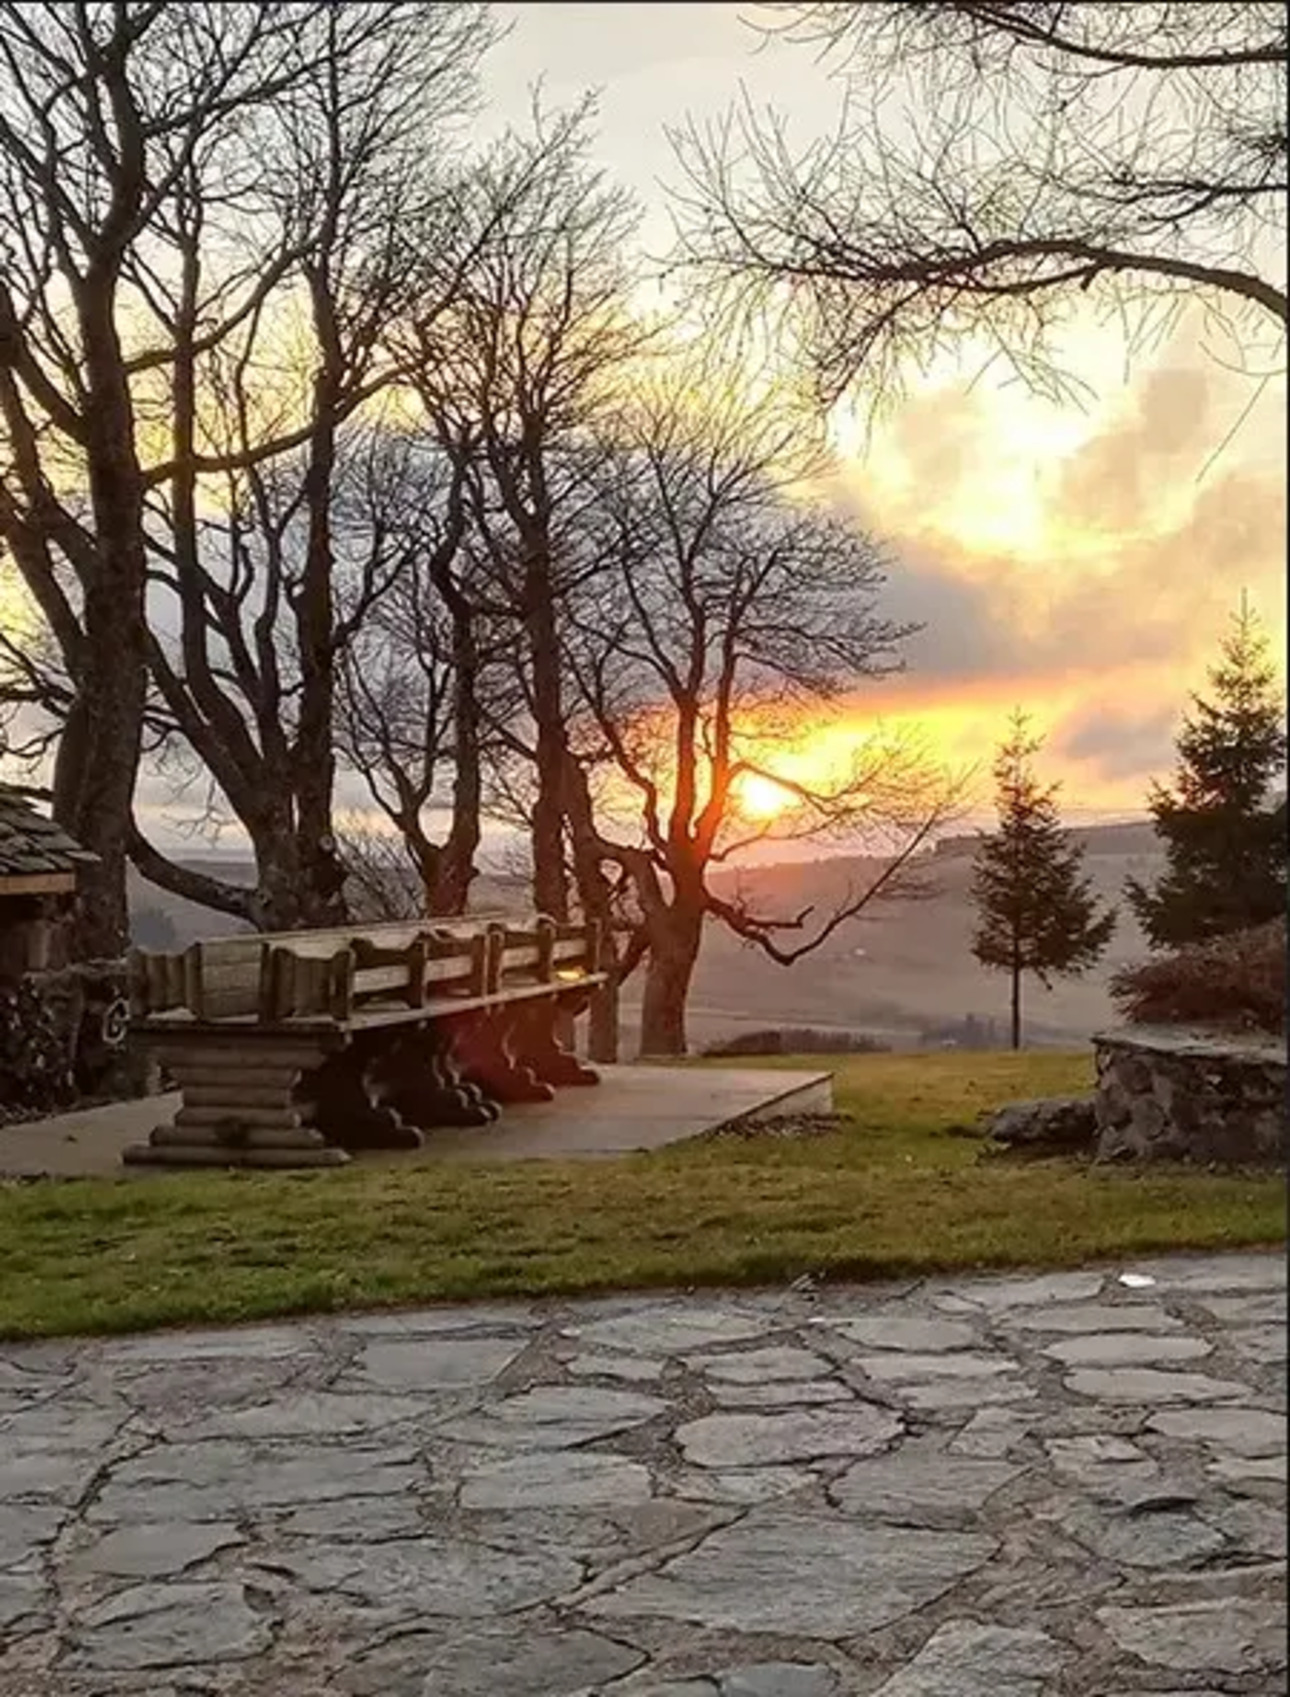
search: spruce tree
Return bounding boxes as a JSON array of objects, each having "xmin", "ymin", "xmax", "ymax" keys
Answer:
[
  {"xmin": 971, "ymin": 712, "xmax": 1117, "ymax": 1049},
  {"xmin": 1127, "ymin": 599, "xmax": 1286, "ymax": 948}
]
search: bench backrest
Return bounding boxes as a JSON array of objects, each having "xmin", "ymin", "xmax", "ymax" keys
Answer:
[{"xmin": 129, "ymin": 915, "xmax": 601, "ymax": 1025}]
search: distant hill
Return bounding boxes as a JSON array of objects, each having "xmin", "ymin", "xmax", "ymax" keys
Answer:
[
  {"xmin": 933, "ymin": 819, "xmax": 1160, "ymax": 860},
  {"xmin": 621, "ymin": 821, "xmax": 1165, "ymax": 1054},
  {"xmin": 129, "ymin": 821, "xmax": 1166, "ymax": 1054}
]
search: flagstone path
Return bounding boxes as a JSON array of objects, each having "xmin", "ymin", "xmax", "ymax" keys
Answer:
[{"xmin": 1, "ymin": 1251, "xmax": 1285, "ymax": 1696}]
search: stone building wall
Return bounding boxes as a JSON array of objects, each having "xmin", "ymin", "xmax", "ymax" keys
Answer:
[
  {"xmin": 0, "ymin": 960, "xmax": 145, "ymax": 1114},
  {"xmin": 1094, "ymin": 1026, "xmax": 1287, "ymax": 1168}
]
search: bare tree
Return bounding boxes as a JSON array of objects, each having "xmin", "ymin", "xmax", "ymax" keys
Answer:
[
  {"xmin": 333, "ymin": 428, "xmax": 512, "ymax": 915},
  {"xmin": 672, "ymin": 2, "xmax": 1286, "ymax": 409},
  {"xmin": 0, "ymin": 1, "xmax": 498, "ymax": 946},
  {"xmin": 562, "ymin": 380, "xmax": 964, "ymax": 1055},
  {"xmin": 409, "ymin": 105, "xmax": 652, "ymax": 929}
]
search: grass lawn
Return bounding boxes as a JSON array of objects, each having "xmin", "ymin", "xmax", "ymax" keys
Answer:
[{"xmin": 0, "ymin": 1051, "xmax": 1283, "ymax": 1340}]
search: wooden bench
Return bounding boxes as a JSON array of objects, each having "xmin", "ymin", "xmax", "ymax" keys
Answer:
[{"xmin": 125, "ymin": 916, "xmax": 604, "ymax": 1169}]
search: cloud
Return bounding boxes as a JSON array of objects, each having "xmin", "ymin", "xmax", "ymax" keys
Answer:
[
  {"xmin": 1052, "ymin": 702, "xmax": 1180, "ymax": 784},
  {"xmin": 1051, "ymin": 365, "xmax": 1214, "ymax": 533},
  {"xmin": 820, "ymin": 341, "xmax": 1287, "ymax": 813}
]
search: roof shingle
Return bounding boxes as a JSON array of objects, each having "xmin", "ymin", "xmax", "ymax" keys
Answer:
[{"xmin": 0, "ymin": 787, "xmax": 98, "ymax": 878}]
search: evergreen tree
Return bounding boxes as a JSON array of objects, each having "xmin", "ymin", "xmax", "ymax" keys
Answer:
[
  {"xmin": 971, "ymin": 712, "xmax": 1117, "ymax": 1050},
  {"xmin": 1127, "ymin": 599, "xmax": 1286, "ymax": 948}
]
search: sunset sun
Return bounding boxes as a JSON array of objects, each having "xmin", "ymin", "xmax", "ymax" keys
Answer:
[{"xmin": 735, "ymin": 770, "xmax": 795, "ymax": 821}]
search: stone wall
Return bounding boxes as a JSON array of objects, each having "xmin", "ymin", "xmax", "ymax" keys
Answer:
[
  {"xmin": 1094, "ymin": 1025, "xmax": 1287, "ymax": 1167},
  {"xmin": 0, "ymin": 961, "xmax": 149, "ymax": 1114}
]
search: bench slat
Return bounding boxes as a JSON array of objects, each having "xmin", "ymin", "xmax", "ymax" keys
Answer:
[{"xmin": 130, "ymin": 913, "xmax": 602, "ymax": 1027}]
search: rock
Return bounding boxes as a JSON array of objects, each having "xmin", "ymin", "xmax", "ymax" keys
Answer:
[
  {"xmin": 567, "ymin": 1353, "xmax": 666, "ymax": 1383},
  {"xmin": 871, "ymin": 1621, "xmax": 1068, "ymax": 1696},
  {"xmin": 831, "ymin": 1446, "xmax": 1022, "ymax": 1524},
  {"xmin": 1065, "ymin": 1367, "xmax": 1248, "ymax": 1403},
  {"xmin": 1119, "ymin": 1253, "xmax": 1287, "ymax": 1293},
  {"xmin": 1207, "ymin": 1453, "xmax": 1287, "ymax": 1485},
  {"xmin": 948, "ymin": 1408, "xmax": 1033, "ymax": 1457},
  {"xmin": 262, "ymin": 1533, "xmax": 582, "ymax": 1616},
  {"xmin": 986, "ymin": 1095, "xmax": 1097, "ymax": 1152},
  {"xmin": 347, "ymin": 1621, "xmax": 645, "ymax": 1697},
  {"xmin": 585, "ymin": 1511, "xmax": 996, "ymax": 1637},
  {"xmin": 0, "ymin": 1435, "xmax": 118, "ymax": 1506},
  {"xmin": 711, "ymin": 1380, "xmax": 852, "ymax": 1408},
  {"xmin": 856, "ymin": 1351, "xmax": 1021, "ymax": 1382},
  {"xmin": 1225, "ymin": 1326, "xmax": 1287, "ymax": 1364},
  {"xmin": 1201, "ymin": 1496, "xmax": 1287, "ymax": 1559},
  {"xmin": 459, "ymin": 1451, "xmax": 652, "ymax": 1511},
  {"xmin": 673, "ymin": 1466, "xmax": 817, "ymax": 1505},
  {"xmin": 676, "ymin": 1406, "xmax": 902, "ymax": 1468},
  {"xmin": 993, "ymin": 1302, "xmax": 1181, "ymax": 1334},
  {"xmin": 1050, "ymin": 1498, "xmax": 1226, "ymax": 1570},
  {"xmin": 349, "ymin": 1336, "xmax": 527, "ymax": 1391},
  {"xmin": 811, "ymin": 1316, "xmax": 979, "ymax": 1352},
  {"xmin": 92, "ymin": 1439, "xmax": 422, "ymax": 1522},
  {"xmin": 65, "ymin": 1521, "xmax": 243, "ymax": 1579},
  {"xmin": 1041, "ymin": 1333, "xmax": 1212, "ymax": 1367},
  {"xmin": 1193, "ymin": 1291, "xmax": 1287, "ymax": 1324},
  {"xmin": 691, "ymin": 1346, "xmax": 832, "ymax": 1383},
  {"xmin": 569, "ymin": 1305, "xmax": 773, "ymax": 1356},
  {"xmin": 174, "ymin": 1390, "xmax": 435, "ymax": 1440},
  {"xmin": 440, "ymin": 1386, "xmax": 666, "ymax": 1450},
  {"xmin": 68, "ymin": 1580, "xmax": 273, "ymax": 1671},
  {"xmin": 1096, "ymin": 1598, "xmax": 1287, "ymax": 1675},
  {"xmin": 897, "ymin": 1377, "xmax": 1039, "ymax": 1412},
  {"xmin": 721, "ymin": 1664, "xmax": 837, "ymax": 1697},
  {"xmin": 1147, "ymin": 1406, "xmax": 1287, "ymax": 1455},
  {"xmin": 935, "ymin": 1269, "xmax": 1106, "ymax": 1308},
  {"xmin": 0, "ymin": 1567, "xmax": 48, "ymax": 1636},
  {"xmin": 98, "ymin": 1324, "xmax": 305, "ymax": 1362}
]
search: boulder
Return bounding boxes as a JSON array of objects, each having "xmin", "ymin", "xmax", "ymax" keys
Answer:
[{"xmin": 985, "ymin": 1096, "xmax": 1097, "ymax": 1153}]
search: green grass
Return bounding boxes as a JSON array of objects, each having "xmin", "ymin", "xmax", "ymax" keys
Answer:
[{"xmin": 0, "ymin": 1051, "xmax": 1282, "ymax": 1340}]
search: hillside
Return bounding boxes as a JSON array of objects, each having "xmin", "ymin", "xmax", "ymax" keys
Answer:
[{"xmin": 128, "ymin": 821, "xmax": 1165, "ymax": 1053}]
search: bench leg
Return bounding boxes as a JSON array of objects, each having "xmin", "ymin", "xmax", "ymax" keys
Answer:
[
  {"xmin": 298, "ymin": 1037, "xmax": 423, "ymax": 1152},
  {"xmin": 122, "ymin": 1039, "xmax": 349, "ymax": 1169},
  {"xmin": 374, "ymin": 1028, "xmax": 500, "ymax": 1129},
  {"xmin": 509, "ymin": 996, "xmax": 601, "ymax": 1088},
  {"xmin": 453, "ymin": 1008, "xmax": 555, "ymax": 1104}
]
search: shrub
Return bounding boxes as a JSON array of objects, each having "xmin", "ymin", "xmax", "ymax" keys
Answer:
[
  {"xmin": 702, "ymin": 1027, "xmax": 891, "ymax": 1057},
  {"xmin": 1109, "ymin": 917, "xmax": 1286, "ymax": 1034}
]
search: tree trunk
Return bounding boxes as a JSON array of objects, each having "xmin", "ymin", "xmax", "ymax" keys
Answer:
[
  {"xmin": 564, "ymin": 754, "xmax": 619, "ymax": 1062},
  {"xmin": 638, "ymin": 906, "xmax": 703, "ymax": 1058},
  {"xmin": 588, "ymin": 974, "xmax": 620, "ymax": 1064},
  {"xmin": 291, "ymin": 274, "xmax": 347, "ymax": 931},
  {"xmin": 525, "ymin": 554, "xmax": 570, "ymax": 924},
  {"xmin": 1010, "ymin": 957, "xmax": 1022, "ymax": 1051},
  {"xmin": 430, "ymin": 598, "xmax": 483, "ymax": 915},
  {"xmin": 56, "ymin": 287, "xmax": 149, "ymax": 962}
]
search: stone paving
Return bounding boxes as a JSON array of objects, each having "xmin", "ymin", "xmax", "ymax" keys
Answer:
[{"xmin": 0, "ymin": 1252, "xmax": 1284, "ymax": 1696}]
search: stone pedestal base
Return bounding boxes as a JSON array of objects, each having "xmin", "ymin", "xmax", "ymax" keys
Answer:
[{"xmin": 123, "ymin": 1034, "xmax": 349, "ymax": 1169}]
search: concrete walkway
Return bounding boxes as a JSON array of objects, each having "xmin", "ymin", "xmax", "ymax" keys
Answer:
[
  {"xmin": 1, "ymin": 1252, "xmax": 1284, "ymax": 1695},
  {"xmin": 0, "ymin": 1066, "xmax": 832, "ymax": 1179}
]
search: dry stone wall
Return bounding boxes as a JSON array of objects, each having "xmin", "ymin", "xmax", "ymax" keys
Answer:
[{"xmin": 1094, "ymin": 1025, "xmax": 1287, "ymax": 1167}]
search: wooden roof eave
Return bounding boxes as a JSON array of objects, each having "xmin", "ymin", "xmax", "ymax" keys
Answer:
[{"xmin": 0, "ymin": 871, "xmax": 79, "ymax": 898}]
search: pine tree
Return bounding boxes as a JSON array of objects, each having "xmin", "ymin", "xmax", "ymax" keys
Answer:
[
  {"xmin": 971, "ymin": 712, "xmax": 1118, "ymax": 1049},
  {"xmin": 1127, "ymin": 598, "xmax": 1286, "ymax": 948}
]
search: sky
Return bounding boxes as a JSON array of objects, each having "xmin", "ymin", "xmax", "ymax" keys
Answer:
[
  {"xmin": 4, "ymin": 1, "xmax": 1285, "ymax": 859},
  {"xmin": 475, "ymin": 1, "xmax": 1288, "ymax": 828}
]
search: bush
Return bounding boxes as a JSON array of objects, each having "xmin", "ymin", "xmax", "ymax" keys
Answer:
[
  {"xmin": 1109, "ymin": 917, "xmax": 1286, "ymax": 1034},
  {"xmin": 702, "ymin": 1027, "xmax": 892, "ymax": 1057}
]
